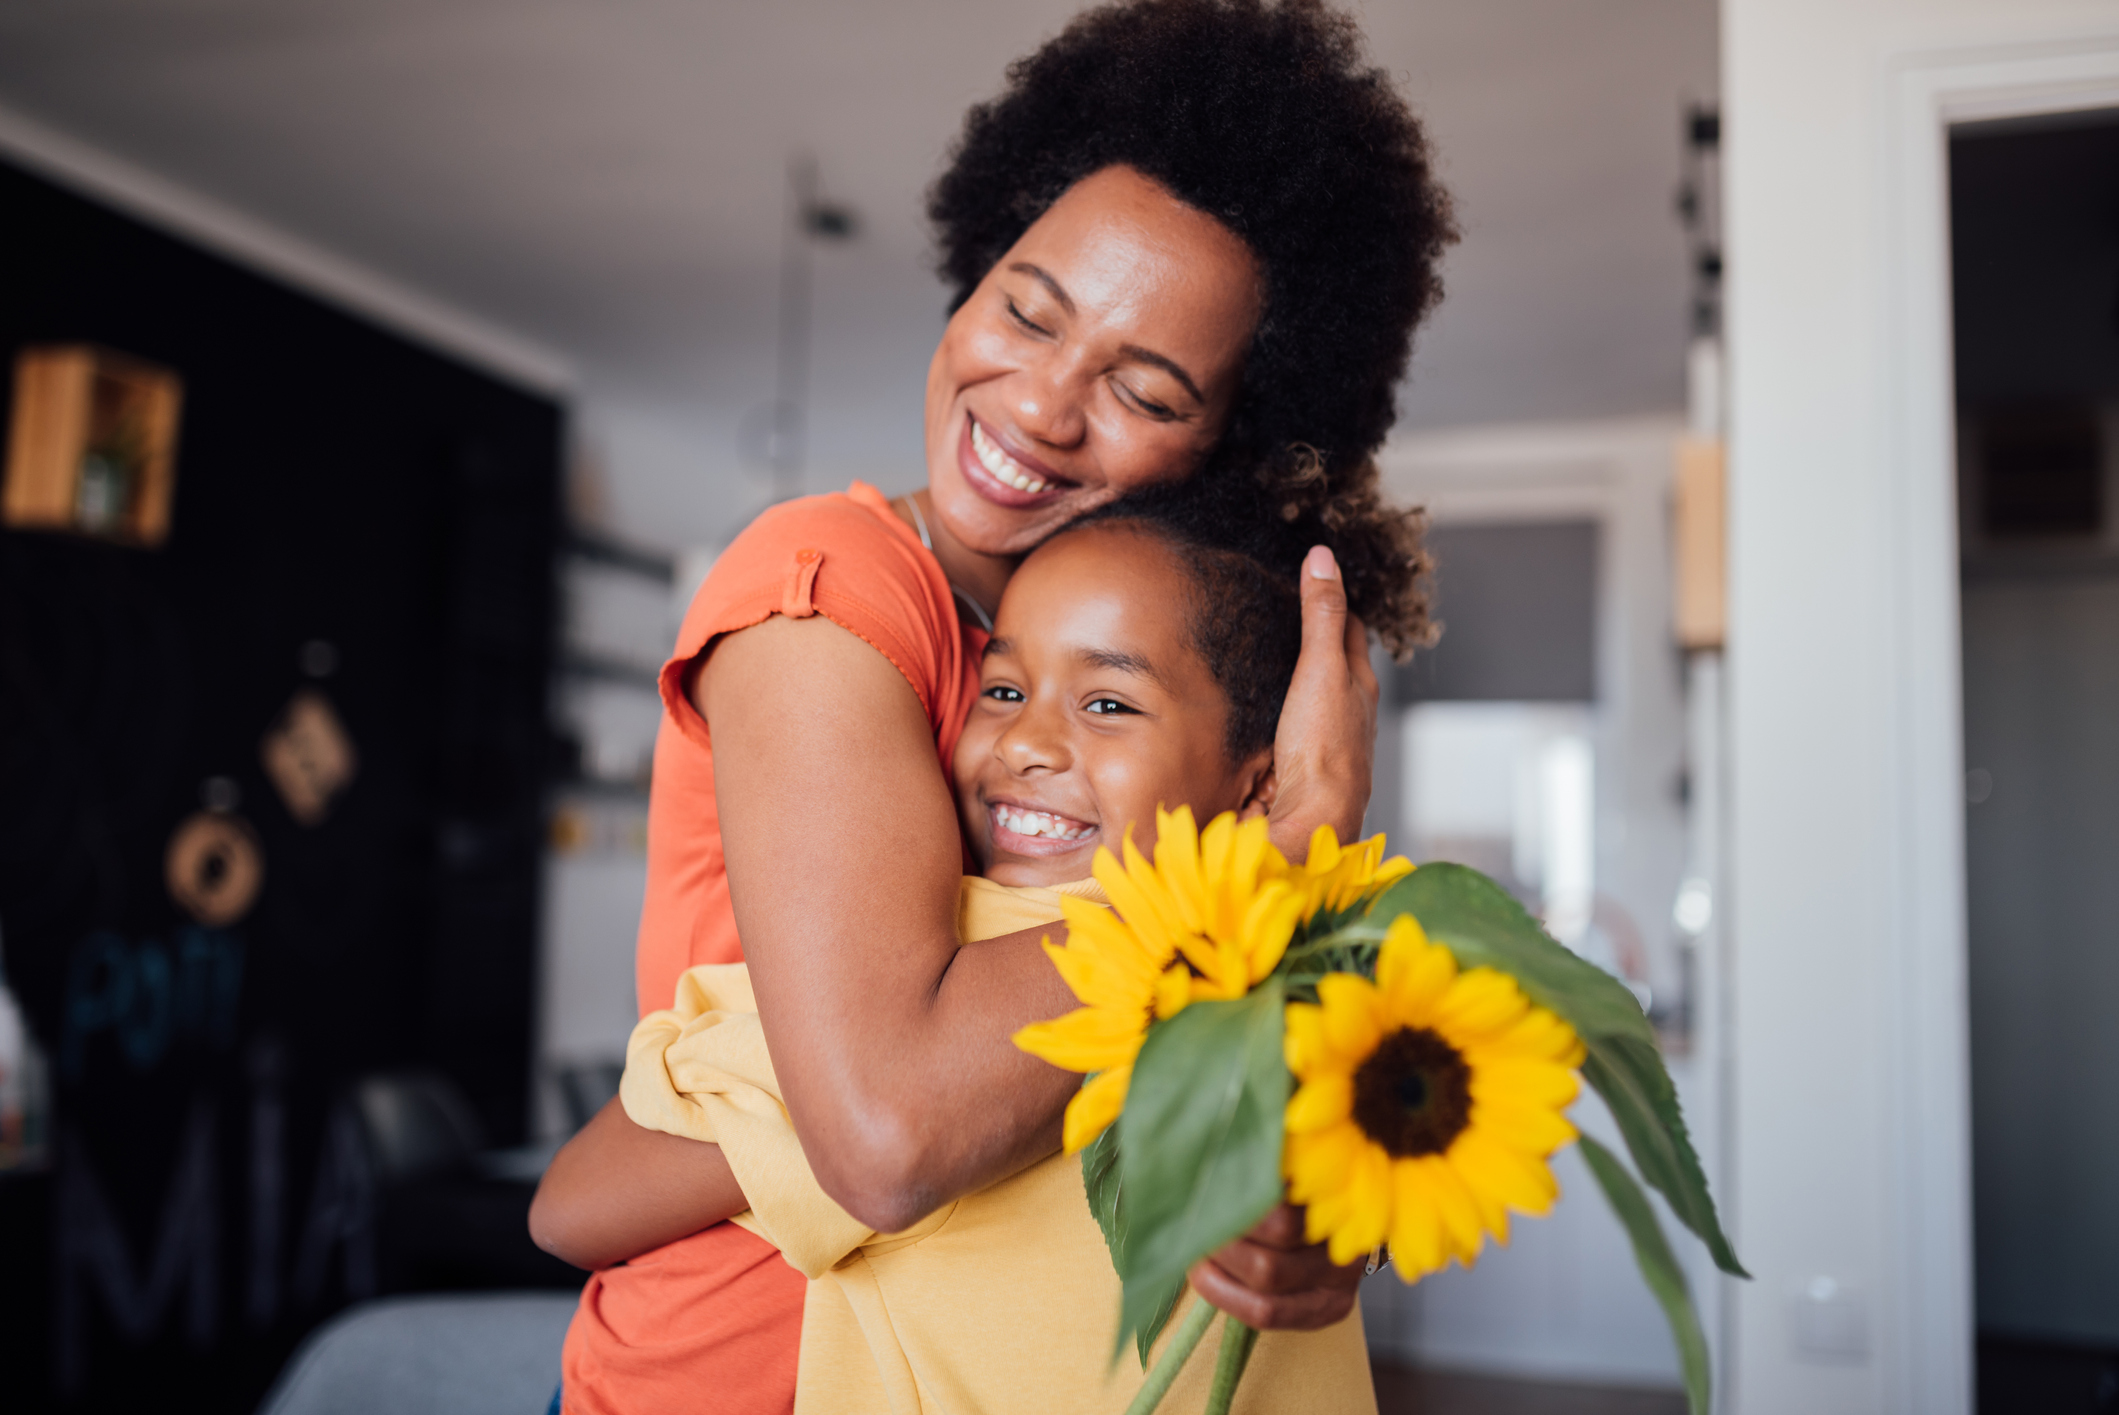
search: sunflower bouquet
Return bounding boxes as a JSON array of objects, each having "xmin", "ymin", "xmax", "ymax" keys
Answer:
[{"xmin": 1014, "ymin": 806, "xmax": 1745, "ymax": 1415}]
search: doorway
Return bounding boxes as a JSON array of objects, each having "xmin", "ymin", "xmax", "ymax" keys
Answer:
[{"xmin": 1952, "ymin": 110, "xmax": 2119, "ymax": 1415}]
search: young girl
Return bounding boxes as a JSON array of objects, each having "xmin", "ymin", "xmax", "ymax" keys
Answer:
[{"xmin": 621, "ymin": 499, "xmax": 1420, "ymax": 1413}]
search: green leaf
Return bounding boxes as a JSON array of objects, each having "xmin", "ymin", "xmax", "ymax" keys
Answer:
[
  {"xmin": 1361, "ymin": 866, "xmax": 1656, "ymax": 1045},
  {"xmin": 1360, "ymin": 865, "xmax": 1746, "ymax": 1278},
  {"xmin": 1583, "ymin": 1039, "xmax": 1747, "ymax": 1277},
  {"xmin": 1081, "ymin": 1122, "xmax": 1187, "ymax": 1367},
  {"xmin": 1579, "ymin": 1136, "xmax": 1712, "ymax": 1415},
  {"xmin": 1113, "ymin": 979, "xmax": 1289, "ymax": 1351}
]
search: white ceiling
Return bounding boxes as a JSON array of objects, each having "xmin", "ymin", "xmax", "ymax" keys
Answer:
[{"xmin": 0, "ymin": 0, "xmax": 1715, "ymax": 500}]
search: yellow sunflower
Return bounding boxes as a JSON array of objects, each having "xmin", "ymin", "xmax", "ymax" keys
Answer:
[
  {"xmin": 1283, "ymin": 914, "xmax": 1585, "ymax": 1279},
  {"xmin": 1278, "ymin": 823, "xmax": 1415, "ymax": 923},
  {"xmin": 1013, "ymin": 805, "xmax": 1304, "ymax": 1153}
]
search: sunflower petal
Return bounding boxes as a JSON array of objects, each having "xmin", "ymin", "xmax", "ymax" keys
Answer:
[
  {"xmin": 1326, "ymin": 1142, "xmax": 1394, "ymax": 1266},
  {"xmin": 1469, "ymin": 1097, "xmax": 1579, "ymax": 1155},
  {"xmin": 1316, "ymin": 974, "xmax": 1386, "ymax": 1063},
  {"xmin": 1153, "ymin": 963, "xmax": 1192, "ymax": 1020},
  {"xmin": 1466, "ymin": 1058, "xmax": 1582, "ymax": 1110},
  {"xmin": 1240, "ymin": 882, "xmax": 1303, "ymax": 982},
  {"xmin": 1417, "ymin": 1154, "xmax": 1488, "ymax": 1266},
  {"xmin": 1452, "ymin": 1129, "xmax": 1561, "ymax": 1216},
  {"xmin": 1377, "ymin": 917, "xmax": 1456, "ymax": 1025},
  {"xmin": 1012, "ymin": 1006, "xmax": 1144, "ymax": 1072},
  {"xmin": 1285, "ymin": 1120, "xmax": 1366, "ymax": 1204},
  {"xmin": 1432, "ymin": 968, "xmax": 1531, "ymax": 1040},
  {"xmin": 1284, "ymin": 1001, "xmax": 1330, "ymax": 1076},
  {"xmin": 1286, "ymin": 1073, "xmax": 1354, "ymax": 1134},
  {"xmin": 1388, "ymin": 1160, "xmax": 1448, "ymax": 1281},
  {"xmin": 1154, "ymin": 805, "xmax": 1209, "ymax": 934},
  {"xmin": 1061, "ymin": 1065, "xmax": 1131, "ymax": 1153}
]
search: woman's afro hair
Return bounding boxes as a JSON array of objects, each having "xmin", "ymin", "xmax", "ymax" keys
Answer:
[{"xmin": 929, "ymin": 0, "xmax": 1452, "ymax": 659}]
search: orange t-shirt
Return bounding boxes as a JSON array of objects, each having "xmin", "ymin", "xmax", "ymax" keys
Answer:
[{"xmin": 561, "ymin": 483, "xmax": 983, "ymax": 1415}]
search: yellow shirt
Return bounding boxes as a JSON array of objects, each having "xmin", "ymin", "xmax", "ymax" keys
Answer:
[{"xmin": 621, "ymin": 876, "xmax": 1375, "ymax": 1415}]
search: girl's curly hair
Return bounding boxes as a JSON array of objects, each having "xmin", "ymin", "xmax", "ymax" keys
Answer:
[{"xmin": 929, "ymin": 0, "xmax": 1452, "ymax": 659}]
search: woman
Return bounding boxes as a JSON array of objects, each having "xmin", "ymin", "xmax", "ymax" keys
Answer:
[{"xmin": 530, "ymin": 2, "xmax": 1454, "ymax": 1411}]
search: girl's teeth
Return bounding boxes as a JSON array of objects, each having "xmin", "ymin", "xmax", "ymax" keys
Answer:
[
  {"xmin": 996, "ymin": 806, "xmax": 1089, "ymax": 841},
  {"xmin": 971, "ymin": 420, "xmax": 1052, "ymax": 494}
]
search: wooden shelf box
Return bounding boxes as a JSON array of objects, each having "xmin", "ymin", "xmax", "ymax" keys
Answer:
[{"xmin": 3, "ymin": 345, "xmax": 183, "ymax": 546}]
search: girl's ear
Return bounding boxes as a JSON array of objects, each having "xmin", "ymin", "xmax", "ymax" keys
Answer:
[{"xmin": 1235, "ymin": 753, "xmax": 1278, "ymax": 821}]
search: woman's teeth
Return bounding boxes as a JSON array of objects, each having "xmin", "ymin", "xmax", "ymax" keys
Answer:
[
  {"xmin": 971, "ymin": 420, "xmax": 1054, "ymax": 494},
  {"xmin": 993, "ymin": 806, "xmax": 1092, "ymax": 841}
]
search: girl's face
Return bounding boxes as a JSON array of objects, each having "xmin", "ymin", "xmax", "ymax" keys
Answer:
[
  {"xmin": 952, "ymin": 525, "xmax": 1273, "ymax": 888},
  {"xmin": 922, "ymin": 165, "xmax": 1264, "ymax": 560}
]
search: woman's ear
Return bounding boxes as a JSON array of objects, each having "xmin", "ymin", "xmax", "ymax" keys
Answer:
[{"xmin": 1235, "ymin": 753, "xmax": 1278, "ymax": 821}]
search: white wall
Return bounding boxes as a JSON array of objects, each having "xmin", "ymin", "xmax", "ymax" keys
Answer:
[
  {"xmin": 1719, "ymin": 4, "xmax": 2119, "ymax": 1412},
  {"xmin": 1362, "ymin": 416, "xmax": 1710, "ymax": 1390}
]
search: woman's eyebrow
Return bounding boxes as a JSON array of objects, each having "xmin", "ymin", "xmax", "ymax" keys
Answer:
[
  {"xmin": 1116, "ymin": 345, "xmax": 1204, "ymax": 406},
  {"xmin": 981, "ymin": 636, "xmax": 1014, "ymax": 659},
  {"xmin": 1007, "ymin": 262, "xmax": 1204, "ymax": 405}
]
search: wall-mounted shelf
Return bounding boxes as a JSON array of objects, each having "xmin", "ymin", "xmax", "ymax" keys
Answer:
[
  {"xmin": 564, "ymin": 526, "xmax": 674, "ymax": 585},
  {"xmin": 3, "ymin": 345, "xmax": 183, "ymax": 546}
]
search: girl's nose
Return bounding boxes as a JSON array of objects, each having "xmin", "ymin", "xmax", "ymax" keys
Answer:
[{"xmin": 997, "ymin": 699, "xmax": 1070, "ymax": 774}]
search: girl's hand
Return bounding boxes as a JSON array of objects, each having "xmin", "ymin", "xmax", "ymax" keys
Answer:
[
  {"xmin": 1266, "ymin": 546, "xmax": 1380, "ymax": 860},
  {"xmin": 1186, "ymin": 1203, "xmax": 1364, "ymax": 1331}
]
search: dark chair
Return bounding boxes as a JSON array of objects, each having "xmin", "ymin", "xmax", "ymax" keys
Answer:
[{"xmin": 349, "ymin": 1070, "xmax": 580, "ymax": 1293}]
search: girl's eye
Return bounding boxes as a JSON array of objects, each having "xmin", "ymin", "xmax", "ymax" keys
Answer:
[
  {"xmin": 1085, "ymin": 697, "xmax": 1137, "ymax": 716},
  {"xmin": 984, "ymin": 685, "xmax": 1025, "ymax": 703},
  {"xmin": 1005, "ymin": 299, "xmax": 1052, "ymax": 337}
]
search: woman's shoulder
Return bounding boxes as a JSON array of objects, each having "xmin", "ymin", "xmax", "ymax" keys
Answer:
[
  {"xmin": 679, "ymin": 484, "xmax": 934, "ymax": 640},
  {"xmin": 661, "ymin": 481, "xmax": 967, "ymax": 732},
  {"xmin": 715, "ymin": 481, "xmax": 917, "ymax": 574}
]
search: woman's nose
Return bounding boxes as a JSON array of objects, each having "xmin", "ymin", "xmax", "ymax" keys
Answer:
[{"xmin": 1010, "ymin": 350, "xmax": 1089, "ymax": 450}]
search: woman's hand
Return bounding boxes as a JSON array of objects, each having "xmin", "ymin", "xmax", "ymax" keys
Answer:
[
  {"xmin": 1266, "ymin": 546, "xmax": 1380, "ymax": 860},
  {"xmin": 1186, "ymin": 1203, "xmax": 1365, "ymax": 1331},
  {"xmin": 528, "ymin": 1096, "xmax": 749, "ymax": 1270}
]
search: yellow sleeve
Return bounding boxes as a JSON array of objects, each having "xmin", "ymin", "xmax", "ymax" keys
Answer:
[{"xmin": 618, "ymin": 962, "xmax": 875, "ymax": 1278}]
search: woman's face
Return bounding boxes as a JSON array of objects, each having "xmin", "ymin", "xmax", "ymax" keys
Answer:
[{"xmin": 923, "ymin": 165, "xmax": 1264, "ymax": 558}]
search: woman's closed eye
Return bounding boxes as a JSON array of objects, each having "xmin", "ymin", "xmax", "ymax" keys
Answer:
[
  {"xmin": 1005, "ymin": 298, "xmax": 1052, "ymax": 338},
  {"xmin": 1113, "ymin": 382, "xmax": 1176, "ymax": 421}
]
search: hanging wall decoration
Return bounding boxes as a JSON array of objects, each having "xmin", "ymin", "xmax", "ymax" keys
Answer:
[
  {"xmin": 164, "ymin": 810, "xmax": 265, "ymax": 927},
  {"xmin": 260, "ymin": 688, "xmax": 359, "ymax": 826},
  {"xmin": 2, "ymin": 345, "xmax": 183, "ymax": 546}
]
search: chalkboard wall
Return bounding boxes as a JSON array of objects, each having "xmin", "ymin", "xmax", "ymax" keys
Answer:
[{"xmin": 0, "ymin": 157, "xmax": 561, "ymax": 1412}]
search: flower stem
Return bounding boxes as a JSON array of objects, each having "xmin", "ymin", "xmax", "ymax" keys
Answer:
[
  {"xmin": 1204, "ymin": 1318, "xmax": 1259, "ymax": 1415},
  {"xmin": 1122, "ymin": 1293, "xmax": 1218, "ymax": 1415}
]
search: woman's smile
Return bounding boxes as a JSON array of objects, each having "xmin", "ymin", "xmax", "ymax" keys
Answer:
[{"xmin": 958, "ymin": 413, "xmax": 1076, "ymax": 506}]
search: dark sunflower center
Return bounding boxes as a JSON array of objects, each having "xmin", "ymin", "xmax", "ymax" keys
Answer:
[{"xmin": 1351, "ymin": 1026, "xmax": 1473, "ymax": 1158}]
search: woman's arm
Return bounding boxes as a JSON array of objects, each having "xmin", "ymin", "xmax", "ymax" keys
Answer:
[
  {"xmin": 701, "ymin": 612, "xmax": 1079, "ymax": 1234},
  {"xmin": 528, "ymin": 1096, "xmax": 748, "ymax": 1270},
  {"xmin": 530, "ymin": 548, "xmax": 1375, "ymax": 1289}
]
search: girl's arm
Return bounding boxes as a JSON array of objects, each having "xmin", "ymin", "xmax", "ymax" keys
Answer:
[{"xmin": 528, "ymin": 1096, "xmax": 748, "ymax": 1270}]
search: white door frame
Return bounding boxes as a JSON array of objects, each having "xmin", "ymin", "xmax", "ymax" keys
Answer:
[{"xmin": 1879, "ymin": 35, "xmax": 2119, "ymax": 1415}]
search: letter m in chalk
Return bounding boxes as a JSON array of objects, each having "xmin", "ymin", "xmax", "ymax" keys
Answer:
[{"xmin": 54, "ymin": 1100, "xmax": 219, "ymax": 1395}]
